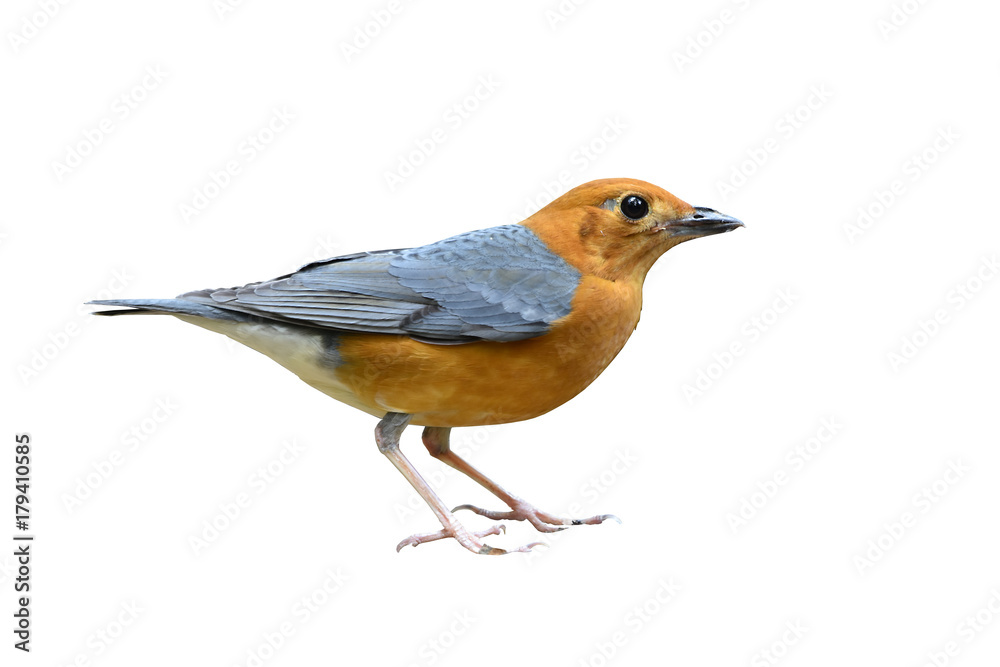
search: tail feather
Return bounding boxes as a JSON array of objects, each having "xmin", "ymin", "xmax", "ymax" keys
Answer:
[{"xmin": 88, "ymin": 298, "xmax": 248, "ymax": 322}]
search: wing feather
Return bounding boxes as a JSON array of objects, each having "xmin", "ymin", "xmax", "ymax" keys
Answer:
[{"xmin": 178, "ymin": 224, "xmax": 580, "ymax": 343}]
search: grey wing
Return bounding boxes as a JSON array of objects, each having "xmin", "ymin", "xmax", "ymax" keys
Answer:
[{"xmin": 180, "ymin": 225, "xmax": 581, "ymax": 343}]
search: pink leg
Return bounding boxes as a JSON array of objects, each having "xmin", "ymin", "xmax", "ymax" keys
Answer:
[
  {"xmin": 421, "ymin": 426, "xmax": 620, "ymax": 534},
  {"xmin": 376, "ymin": 413, "xmax": 542, "ymax": 555}
]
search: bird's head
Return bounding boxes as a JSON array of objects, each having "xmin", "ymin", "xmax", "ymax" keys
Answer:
[{"xmin": 523, "ymin": 178, "xmax": 743, "ymax": 283}]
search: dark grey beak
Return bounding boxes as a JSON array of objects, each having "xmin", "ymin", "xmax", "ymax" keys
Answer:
[{"xmin": 663, "ymin": 207, "xmax": 745, "ymax": 238}]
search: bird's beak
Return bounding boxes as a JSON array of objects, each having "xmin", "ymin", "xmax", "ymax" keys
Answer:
[{"xmin": 658, "ymin": 207, "xmax": 745, "ymax": 238}]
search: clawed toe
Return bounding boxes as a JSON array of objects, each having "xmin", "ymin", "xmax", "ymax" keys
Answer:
[
  {"xmin": 396, "ymin": 523, "xmax": 501, "ymax": 552},
  {"xmin": 452, "ymin": 501, "xmax": 619, "ymax": 534},
  {"xmin": 396, "ymin": 521, "xmax": 545, "ymax": 555},
  {"xmin": 572, "ymin": 513, "xmax": 622, "ymax": 526}
]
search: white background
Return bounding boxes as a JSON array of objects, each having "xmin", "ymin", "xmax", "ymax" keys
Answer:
[{"xmin": 3, "ymin": 1, "xmax": 1000, "ymax": 665}]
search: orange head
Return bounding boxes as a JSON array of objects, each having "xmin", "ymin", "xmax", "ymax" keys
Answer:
[{"xmin": 522, "ymin": 178, "xmax": 742, "ymax": 283}]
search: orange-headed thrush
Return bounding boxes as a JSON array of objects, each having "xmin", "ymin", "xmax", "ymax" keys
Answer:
[{"xmin": 90, "ymin": 178, "xmax": 743, "ymax": 555}]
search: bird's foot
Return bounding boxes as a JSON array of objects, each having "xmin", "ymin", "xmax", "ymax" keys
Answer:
[
  {"xmin": 453, "ymin": 499, "xmax": 621, "ymax": 534},
  {"xmin": 396, "ymin": 521, "xmax": 545, "ymax": 556}
]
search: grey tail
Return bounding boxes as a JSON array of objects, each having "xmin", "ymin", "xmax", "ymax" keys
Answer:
[{"xmin": 87, "ymin": 299, "xmax": 248, "ymax": 322}]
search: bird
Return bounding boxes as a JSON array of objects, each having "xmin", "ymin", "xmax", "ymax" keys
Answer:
[{"xmin": 89, "ymin": 178, "xmax": 743, "ymax": 555}]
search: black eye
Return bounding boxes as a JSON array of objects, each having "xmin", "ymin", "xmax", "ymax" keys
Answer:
[{"xmin": 620, "ymin": 195, "xmax": 649, "ymax": 220}]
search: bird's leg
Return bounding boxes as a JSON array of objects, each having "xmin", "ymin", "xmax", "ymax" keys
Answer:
[
  {"xmin": 421, "ymin": 426, "xmax": 620, "ymax": 534},
  {"xmin": 375, "ymin": 413, "xmax": 541, "ymax": 555}
]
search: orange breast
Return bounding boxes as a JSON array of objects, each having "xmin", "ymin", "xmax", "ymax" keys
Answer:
[{"xmin": 328, "ymin": 275, "xmax": 643, "ymax": 427}]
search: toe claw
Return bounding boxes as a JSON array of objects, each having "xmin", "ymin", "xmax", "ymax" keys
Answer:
[
  {"xmin": 417, "ymin": 499, "xmax": 617, "ymax": 552},
  {"xmin": 571, "ymin": 513, "xmax": 621, "ymax": 526},
  {"xmin": 396, "ymin": 522, "xmax": 511, "ymax": 555},
  {"xmin": 395, "ymin": 535, "xmax": 420, "ymax": 552}
]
